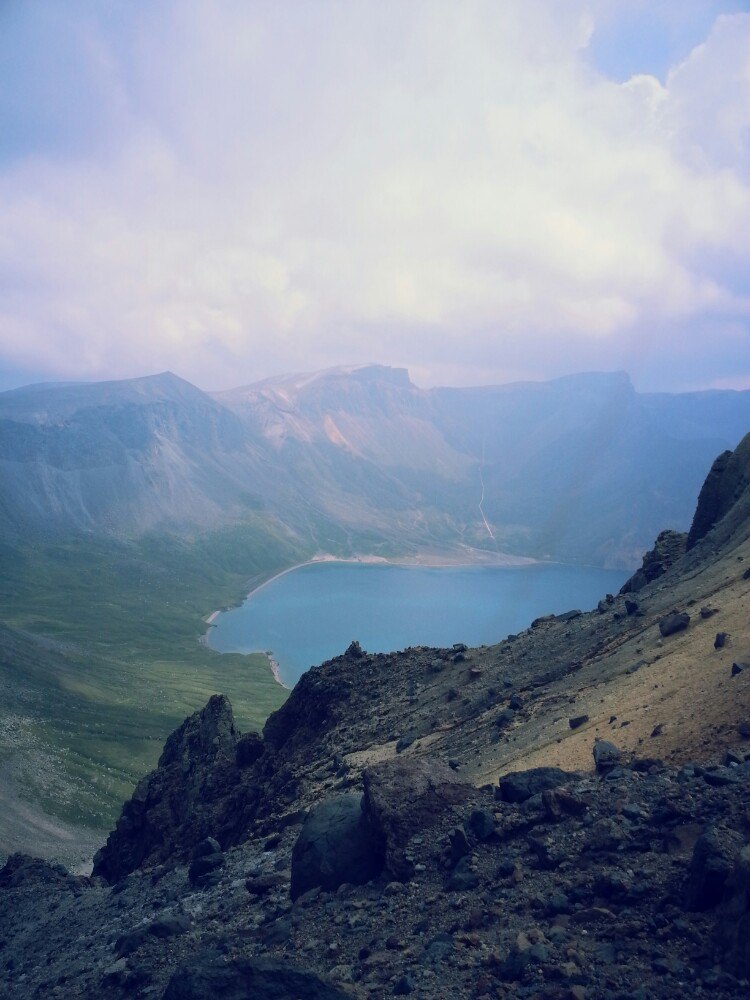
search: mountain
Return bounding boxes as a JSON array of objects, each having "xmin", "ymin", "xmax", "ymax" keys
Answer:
[
  {"xmin": 1, "ymin": 435, "xmax": 749, "ymax": 996},
  {"xmin": 3, "ymin": 365, "xmax": 750, "ymax": 567},
  {"xmin": 0, "ymin": 371, "xmax": 282, "ymax": 540}
]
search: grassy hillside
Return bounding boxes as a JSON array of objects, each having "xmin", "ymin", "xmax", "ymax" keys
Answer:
[{"xmin": 0, "ymin": 519, "xmax": 309, "ymax": 857}]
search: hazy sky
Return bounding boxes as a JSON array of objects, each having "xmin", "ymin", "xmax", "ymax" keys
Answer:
[{"xmin": 1, "ymin": 0, "xmax": 749, "ymax": 392}]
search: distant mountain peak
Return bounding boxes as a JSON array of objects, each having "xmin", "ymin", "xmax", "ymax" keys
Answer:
[{"xmin": 217, "ymin": 364, "xmax": 414, "ymax": 404}]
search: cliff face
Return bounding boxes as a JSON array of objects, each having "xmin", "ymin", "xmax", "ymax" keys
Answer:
[
  {"xmin": 687, "ymin": 432, "xmax": 750, "ymax": 549},
  {"xmin": 2, "ymin": 439, "xmax": 750, "ymax": 997},
  {"xmin": 619, "ymin": 528, "xmax": 688, "ymax": 593}
]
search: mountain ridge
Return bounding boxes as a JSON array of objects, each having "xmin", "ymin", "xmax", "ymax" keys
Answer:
[{"xmin": 3, "ymin": 366, "xmax": 750, "ymax": 567}]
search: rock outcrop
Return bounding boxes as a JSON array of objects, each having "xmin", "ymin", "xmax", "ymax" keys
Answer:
[
  {"xmin": 497, "ymin": 766, "xmax": 578, "ymax": 803},
  {"xmin": 620, "ymin": 529, "xmax": 688, "ymax": 593},
  {"xmin": 93, "ymin": 694, "xmax": 240, "ymax": 882},
  {"xmin": 687, "ymin": 432, "xmax": 750, "ymax": 549}
]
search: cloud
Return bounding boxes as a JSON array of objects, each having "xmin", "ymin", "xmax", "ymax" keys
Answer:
[{"xmin": 0, "ymin": 0, "xmax": 748, "ymax": 390}]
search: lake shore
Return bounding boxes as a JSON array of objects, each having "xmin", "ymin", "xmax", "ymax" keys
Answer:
[
  {"xmin": 204, "ymin": 546, "xmax": 536, "ymax": 627},
  {"xmin": 202, "ymin": 546, "xmax": 537, "ymax": 689},
  {"xmin": 267, "ymin": 652, "xmax": 290, "ymax": 690}
]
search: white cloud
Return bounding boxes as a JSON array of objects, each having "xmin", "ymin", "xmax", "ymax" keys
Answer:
[{"xmin": 0, "ymin": 0, "xmax": 748, "ymax": 390}]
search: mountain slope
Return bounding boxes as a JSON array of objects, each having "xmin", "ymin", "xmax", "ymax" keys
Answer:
[
  {"xmin": 0, "ymin": 372, "xmax": 275, "ymax": 540},
  {"xmin": 2, "ymin": 435, "xmax": 750, "ymax": 997},
  {"xmin": 3, "ymin": 366, "xmax": 750, "ymax": 566}
]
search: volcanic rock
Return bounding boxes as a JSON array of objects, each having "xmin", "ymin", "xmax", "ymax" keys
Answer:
[
  {"xmin": 93, "ymin": 694, "xmax": 239, "ymax": 882},
  {"xmin": 290, "ymin": 793, "xmax": 382, "ymax": 900},
  {"xmin": 361, "ymin": 757, "xmax": 471, "ymax": 880},
  {"xmin": 163, "ymin": 951, "xmax": 349, "ymax": 999},
  {"xmin": 659, "ymin": 612, "xmax": 690, "ymax": 637},
  {"xmin": 498, "ymin": 767, "xmax": 577, "ymax": 804}
]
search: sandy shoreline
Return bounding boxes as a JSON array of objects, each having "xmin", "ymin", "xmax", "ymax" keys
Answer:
[
  {"xmin": 267, "ymin": 653, "xmax": 290, "ymax": 690},
  {"xmin": 202, "ymin": 547, "xmax": 538, "ymax": 689}
]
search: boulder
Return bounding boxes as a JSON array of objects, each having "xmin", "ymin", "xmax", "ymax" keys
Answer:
[
  {"xmin": 189, "ymin": 839, "xmax": 224, "ymax": 887},
  {"xmin": 163, "ymin": 951, "xmax": 349, "ymax": 999},
  {"xmin": 245, "ymin": 873, "xmax": 288, "ymax": 897},
  {"xmin": 498, "ymin": 767, "xmax": 577, "ymax": 804},
  {"xmin": 568, "ymin": 714, "xmax": 589, "ymax": 729},
  {"xmin": 684, "ymin": 826, "xmax": 743, "ymax": 911},
  {"xmin": 659, "ymin": 612, "xmax": 690, "ymax": 637},
  {"xmin": 290, "ymin": 793, "xmax": 382, "ymax": 900},
  {"xmin": 362, "ymin": 758, "xmax": 471, "ymax": 880},
  {"xmin": 93, "ymin": 694, "xmax": 239, "ymax": 883},
  {"xmin": 557, "ymin": 609, "xmax": 582, "ymax": 621},
  {"xmin": 467, "ymin": 809, "xmax": 496, "ymax": 841},
  {"xmin": 717, "ymin": 845, "xmax": 750, "ymax": 977},
  {"xmin": 593, "ymin": 739, "xmax": 623, "ymax": 774}
]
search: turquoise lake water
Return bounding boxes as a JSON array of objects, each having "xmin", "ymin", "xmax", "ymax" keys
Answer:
[{"xmin": 207, "ymin": 561, "xmax": 628, "ymax": 688}]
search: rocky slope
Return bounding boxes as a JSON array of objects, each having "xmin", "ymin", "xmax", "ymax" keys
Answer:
[{"xmin": 1, "ymin": 436, "xmax": 750, "ymax": 997}]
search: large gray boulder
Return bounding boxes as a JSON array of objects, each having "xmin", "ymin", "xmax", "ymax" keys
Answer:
[
  {"xmin": 684, "ymin": 826, "xmax": 743, "ymax": 911},
  {"xmin": 593, "ymin": 740, "xmax": 623, "ymax": 774},
  {"xmin": 717, "ymin": 844, "xmax": 750, "ymax": 978},
  {"xmin": 659, "ymin": 612, "xmax": 690, "ymax": 637},
  {"xmin": 362, "ymin": 757, "xmax": 471, "ymax": 880},
  {"xmin": 290, "ymin": 793, "xmax": 382, "ymax": 900},
  {"xmin": 498, "ymin": 766, "xmax": 577, "ymax": 804}
]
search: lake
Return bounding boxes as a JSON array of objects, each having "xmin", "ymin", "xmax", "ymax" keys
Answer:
[{"xmin": 206, "ymin": 561, "xmax": 628, "ymax": 687}]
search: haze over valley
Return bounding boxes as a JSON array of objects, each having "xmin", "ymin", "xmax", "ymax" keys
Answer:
[
  {"xmin": 1, "ymin": 360, "xmax": 750, "ymax": 863},
  {"xmin": 1, "ymin": 3, "xmax": 750, "ymax": 997}
]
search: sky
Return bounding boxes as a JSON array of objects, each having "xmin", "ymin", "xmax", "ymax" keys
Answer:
[{"xmin": 0, "ymin": 0, "xmax": 749, "ymax": 393}]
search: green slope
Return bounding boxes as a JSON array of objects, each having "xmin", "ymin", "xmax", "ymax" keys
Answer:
[{"xmin": 0, "ymin": 519, "xmax": 308, "ymax": 858}]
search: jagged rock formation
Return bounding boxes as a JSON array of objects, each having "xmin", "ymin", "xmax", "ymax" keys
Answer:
[
  {"xmin": 687, "ymin": 433, "xmax": 750, "ymax": 549},
  {"xmin": 93, "ymin": 695, "xmax": 239, "ymax": 882},
  {"xmin": 1, "ymin": 435, "xmax": 750, "ymax": 996},
  {"xmin": 620, "ymin": 529, "xmax": 688, "ymax": 593},
  {"xmin": 1, "ymin": 738, "xmax": 749, "ymax": 997}
]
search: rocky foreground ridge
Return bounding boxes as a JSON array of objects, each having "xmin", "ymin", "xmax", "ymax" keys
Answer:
[{"xmin": 1, "ymin": 435, "xmax": 750, "ymax": 998}]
